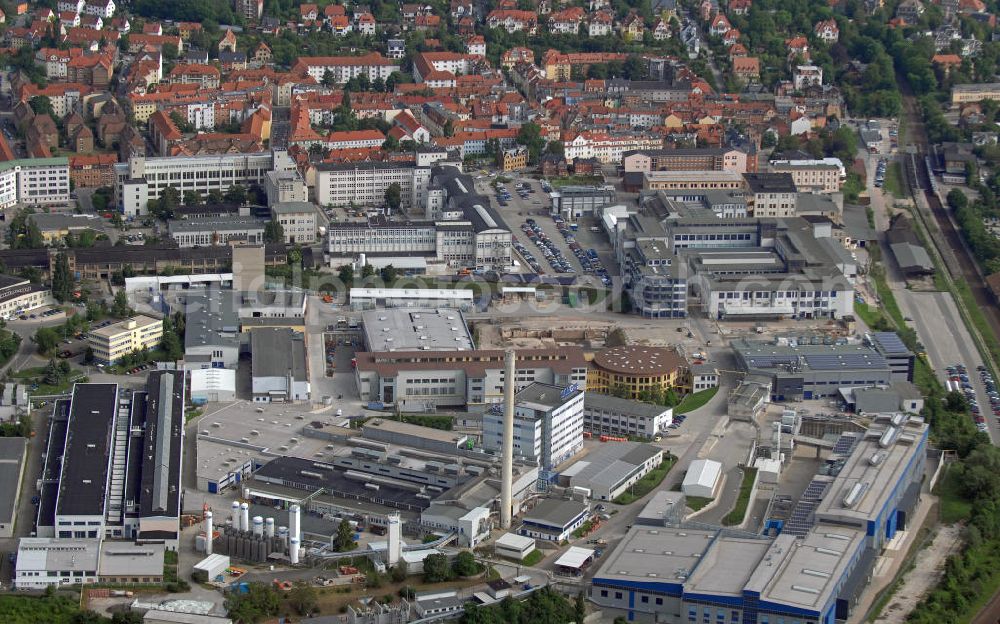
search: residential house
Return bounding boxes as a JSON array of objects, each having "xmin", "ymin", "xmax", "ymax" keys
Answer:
[
  {"xmin": 486, "ymin": 10, "xmax": 538, "ymax": 34},
  {"xmin": 356, "ymin": 12, "xmax": 376, "ymax": 35},
  {"xmin": 218, "ymin": 28, "xmax": 237, "ymax": 53},
  {"xmin": 589, "ymin": 10, "xmax": 614, "ymax": 36},
  {"xmin": 549, "ymin": 7, "xmax": 585, "ymax": 34},
  {"xmin": 621, "ymin": 12, "xmax": 645, "ymax": 40},
  {"xmin": 813, "ymin": 19, "xmax": 839, "ymax": 42},
  {"xmin": 252, "ymin": 42, "xmax": 272, "ymax": 67},
  {"xmin": 729, "ymin": 0, "xmax": 751, "ymax": 14},
  {"xmin": 733, "ymin": 56, "xmax": 760, "ymax": 83},
  {"xmin": 709, "ymin": 13, "xmax": 731, "ymax": 36},
  {"xmin": 652, "ymin": 19, "xmax": 671, "ymax": 40},
  {"xmin": 388, "ymin": 39, "xmax": 406, "ymax": 59},
  {"xmin": 895, "ymin": 0, "xmax": 924, "ymax": 22},
  {"xmin": 465, "ymin": 35, "xmax": 486, "ymax": 56},
  {"xmin": 69, "ymin": 153, "xmax": 116, "ymax": 187}
]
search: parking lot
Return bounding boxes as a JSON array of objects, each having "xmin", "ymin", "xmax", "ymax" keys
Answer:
[{"xmin": 478, "ymin": 177, "xmax": 618, "ymax": 281}]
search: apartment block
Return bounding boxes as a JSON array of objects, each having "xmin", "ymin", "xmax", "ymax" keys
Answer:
[
  {"xmin": 271, "ymin": 201, "xmax": 317, "ymax": 244},
  {"xmin": 622, "ymin": 148, "xmax": 749, "ymax": 174},
  {"xmin": 0, "ymin": 157, "xmax": 71, "ymax": 209},
  {"xmin": 768, "ymin": 158, "xmax": 843, "ymax": 193},
  {"xmin": 315, "ymin": 162, "xmax": 431, "ymax": 213}
]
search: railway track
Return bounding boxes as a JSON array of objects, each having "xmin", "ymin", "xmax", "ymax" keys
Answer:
[{"xmin": 897, "ymin": 89, "xmax": 1000, "ymax": 343}]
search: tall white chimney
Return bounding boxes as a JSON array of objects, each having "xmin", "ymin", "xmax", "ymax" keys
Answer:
[
  {"xmin": 387, "ymin": 513, "xmax": 401, "ymax": 566},
  {"xmin": 289, "ymin": 537, "xmax": 300, "ymax": 564},
  {"xmin": 265, "ymin": 517, "xmax": 275, "ymax": 538},
  {"xmin": 240, "ymin": 502, "xmax": 250, "ymax": 533},
  {"xmin": 231, "ymin": 501, "xmax": 240, "ymax": 527},
  {"xmin": 289, "ymin": 504, "xmax": 301, "ymax": 541},
  {"xmin": 500, "ymin": 349, "xmax": 516, "ymax": 529},
  {"xmin": 204, "ymin": 511, "xmax": 214, "ymax": 555}
]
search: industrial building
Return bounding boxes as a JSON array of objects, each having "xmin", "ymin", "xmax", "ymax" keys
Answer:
[
  {"xmin": 0, "ymin": 437, "xmax": 27, "ymax": 538},
  {"xmin": 483, "ymin": 382, "xmax": 585, "ymax": 472},
  {"xmin": 354, "ymin": 346, "xmax": 589, "ymax": 409},
  {"xmin": 681, "ymin": 459, "xmax": 722, "ymax": 498},
  {"xmin": 87, "ymin": 315, "xmax": 164, "ymax": 364},
  {"xmin": 349, "ymin": 288, "xmax": 475, "ymax": 311},
  {"xmin": 250, "ymin": 328, "xmax": 310, "ymax": 403},
  {"xmin": 519, "ymin": 498, "xmax": 590, "ymax": 542},
  {"xmin": 362, "ymin": 419, "xmax": 470, "ymax": 454},
  {"xmin": 183, "ymin": 289, "xmax": 240, "ymax": 369},
  {"xmin": 315, "ymin": 162, "xmax": 431, "ymax": 212},
  {"xmin": 168, "ymin": 216, "xmax": 267, "ymax": 248},
  {"xmin": 189, "ymin": 368, "xmax": 237, "ymax": 403},
  {"xmin": 360, "ymin": 308, "xmax": 474, "ymax": 352},
  {"xmin": 560, "ymin": 443, "xmax": 664, "ymax": 501},
  {"xmin": 733, "ymin": 334, "xmax": 912, "ymax": 400},
  {"xmin": 494, "ymin": 532, "xmax": 537, "ymax": 561},
  {"xmin": 588, "ymin": 412, "xmax": 928, "ymax": 624},
  {"xmin": 549, "ymin": 185, "xmax": 617, "ymax": 219},
  {"xmin": 583, "ymin": 392, "xmax": 673, "ymax": 439}
]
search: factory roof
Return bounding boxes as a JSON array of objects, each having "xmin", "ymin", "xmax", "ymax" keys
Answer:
[
  {"xmin": 635, "ymin": 490, "xmax": 685, "ymax": 526},
  {"xmin": 190, "ymin": 368, "xmax": 237, "ymax": 394},
  {"xmin": 521, "ymin": 498, "xmax": 589, "ymax": 528},
  {"xmin": 684, "ymin": 535, "xmax": 772, "ymax": 597},
  {"xmin": 363, "ymin": 418, "xmax": 469, "ymax": 445},
  {"xmin": 815, "ymin": 415, "xmax": 928, "ymax": 526},
  {"xmin": 138, "ymin": 372, "xmax": 184, "ymax": 519},
  {"xmin": 17, "ymin": 538, "xmax": 99, "ymax": 573},
  {"xmin": 0, "ymin": 437, "xmax": 26, "ymax": 525},
  {"xmin": 183, "ymin": 289, "xmax": 240, "ymax": 352},
  {"xmin": 495, "ymin": 532, "xmax": 535, "ymax": 551},
  {"xmin": 250, "ymin": 328, "xmax": 308, "ymax": 381},
  {"xmin": 593, "ymin": 526, "xmax": 716, "ymax": 586},
  {"xmin": 555, "ymin": 546, "xmax": 595, "ymax": 569},
  {"xmin": 168, "ymin": 216, "xmax": 265, "ymax": 233},
  {"xmin": 583, "ymin": 392, "xmax": 672, "ymax": 419},
  {"xmin": 515, "ymin": 382, "xmax": 582, "ymax": 413},
  {"xmin": 57, "ymin": 383, "xmax": 118, "ymax": 517},
  {"xmin": 361, "ymin": 308, "xmax": 474, "ymax": 352},
  {"xmin": 270, "ymin": 201, "xmax": 315, "ymax": 215},
  {"xmin": 565, "ymin": 443, "xmax": 662, "ymax": 489},
  {"xmin": 749, "ymin": 529, "xmax": 867, "ymax": 613},
  {"xmin": 592, "ymin": 345, "xmax": 686, "ymax": 376},
  {"xmin": 734, "ymin": 339, "xmax": 890, "ymax": 374},
  {"xmin": 98, "ymin": 541, "xmax": 165, "ymax": 577}
]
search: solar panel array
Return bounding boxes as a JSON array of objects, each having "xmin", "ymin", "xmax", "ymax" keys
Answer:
[
  {"xmin": 802, "ymin": 353, "xmax": 888, "ymax": 370},
  {"xmin": 832, "ymin": 434, "xmax": 859, "ymax": 457},
  {"xmin": 872, "ymin": 332, "xmax": 908, "ymax": 354},
  {"xmin": 784, "ymin": 478, "xmax": 830, "ymax": 537}
]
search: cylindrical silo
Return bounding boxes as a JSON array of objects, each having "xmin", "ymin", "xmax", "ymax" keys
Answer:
[
  {"xmin": 240, "ymin": 503, "xmax": 250, "ymax": 533},
  {"xmin": 231, "ymin": 501, "xmax": 240, "ymax": 527},
  {"xmin": 265, "ymin": 517, "xmax": 275, "ymax": 538},
  {"xmin": 252, "ymin": 515, "xmax": 264, "ymax": 537},
  {"xmin": 289, "ymin": 537, "xmax": 300, "ymax": 565},
  {"xmin": 204, "ymin": 511, "xmax": 214, "ymax": 555}
]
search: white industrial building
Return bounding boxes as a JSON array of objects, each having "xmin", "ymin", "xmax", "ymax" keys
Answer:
[
  {"xmin": 361, "ymin": 307, "xmax": 474, "ymax": 352},
  {"xmin": 0, "ymin": 157, "xmax": 71, "ymax": 209},
  {"xmin": 193, "ymin": 553, "xmax": 230, "ymax": 581},
  {"xmin": 494, "ymin": 532, "xmax": 537, "ymax": 561},
  {"xmin": 350, "ymin": 288, "xmax": 475, "ymax": 311},
  {"xmin": 250, "ymin": 328, "xmax": 310, "ymax": 403},
  {"xmin": 189, "ymin": 368, "xmax": 237, "ymax": 403},
  {"xmin": 14, "ymin": 538, "xmax": 100, "ymax": 588},
  {"xmin": 682, "ymin": 459, "xmax": 722, "ymax": 498},
  {"xmin": 519, "ymin": 498, "xmax": 590, "ymax": 542},
  {"xmin": 484, "ymin": 382, "xmax": 585, "ymax": 473},
  {"xmin": 419, "ymin": 505, "xmax": 491, "ymax": 548},
  {"xmin": 561, "ymin": 443, "xmax": 664, "ymax": 501}
]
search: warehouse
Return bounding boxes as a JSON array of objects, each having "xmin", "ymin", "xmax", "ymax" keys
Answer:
[
  {"xmin": 494, "ymin": 533, "xmax": 537, "ymax": 561},
  {"xmin": 681, "ymin": 459, "xmax": 721, "ymax": 498},
  {"xmin": 0, "ymin": 437, "xmax": 27, "ymax": 538},
  {"xmin": 250, "ymin": 328, "xmax": 310, "ymax": 403},
  {"xmin": 519, "ymin": 498, "xmax": 590, "ymax": 542},
  {"xmin": 189, "ymin": 368, "xmax": 237, "ymax": 404},
  {"xmin": 583, "ymin": 392, "xmax": 672, "ymax": 439},
  {"xmin": 361, "ymin": 308, "xmax": 474, "ymax": 352},
  {"xmin": 561, "ymin": 443, "xmax": 664, "ymax": 501},
  {"xmin": 14, "ymin": 538, "xmax": 100, "ymax": 589}
]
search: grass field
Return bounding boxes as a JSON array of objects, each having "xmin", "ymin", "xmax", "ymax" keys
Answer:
[
  {"xmin": 686, "ymin": 496, "xmax": 713, "ymax": 511},
  {"xmin": 884, "ymin": 162, "xmax": 905, "ymax": 198},
  {"xmin": 612, "ymin": 456, "xmax": 676, "ymax": 505},
  {"xmin": 675, "ymin": 387, "xmax": 719, "ymax": 414},
  {"xmin": 521, "ymin": 549, "xmax": 544, "ymax": 567},
  {"xmin": 722, "ymin": 467, "xmax": 758, "ymax": 526}
]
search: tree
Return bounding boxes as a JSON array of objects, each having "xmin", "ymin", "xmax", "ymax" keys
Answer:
[
  {"xmin": 183, "ymin": 189, "xmax": 202, "ymax": 206},
  {"xmin": 29, "ymin": 95, "xmax": 55, "ymax": 119},
  {"xmin": 545, "ymin": 141, "xmax": 564, "ymax": 157},
  {"xmin": 160, "ymin": 319, "xmax": 183, "ymax": 361},
  {"xmin": 516, "ymin": 122, "xmax": 546, "ymax": 165},
  {"xmin": 226, "ymin": 582, "xmax": 282, "ymax": 624},
  {"xmin": 385, "ymin": 182, "xmax": 402, "ymax": 213},
  {"xmin": 453, "ymin": 550, "xmax": 480, "ymax": 577},
  {"xmin": 382, "ymin": 135, "xmax": 400, "ymax": 151},
  {"xmin": 322, "ymin": 69, "xmax": 336, "ymax": 86},
  {"xmin": 362, "ymin": 263, "xmax": 376, "ymax": 278},
  {"xmin": 287, "ymin": 581, "xmax": 318, "ymax": 616},
  {"xmin": 575, "ymin": 591, "xmax": 587, "ymax": 624},
  {"xmin": 225, "ymin": 184, "xmax": 248, "ymax": 205},
  {"xmin": 264, "ymin": 219, "xmax": 285, "ymax": 243},
  {"xmin": 334, "ymin": 518, "xmax": 356, "ymax": 552},
  {"xmin": 380, "ymin": 265, "xmax": 398, "ymax": 284},
  {"xmin": 33, "ymin": 326, "xmax": 60, "ymax": 355},
  {"xmin": 207, "ymin": 188, "xmax": 224, "ymax": 204},
  {"xmin": 111, "ymin": 289, "xmax": 132, "ymax": 318},
  {"xmin": 338, "ymin": 264, "xmax": 354, "ymax": 286},
  {"xmin": 390, "ymin": 558, "xmax": 409, "ymax": 583},
  {"xmin": 150, "ymin": 186, "xmax": 180, "ymax": 220},
  {"xmin": 443, "ymin": 119, "xmax": 455, "ymax": 137},
  {"xmin": 423, "ymin": 553, "xmax": 452, "ymax": 582},
  {"xmin": 83, "ymin": 345, "xmax": 94, "ymax": 363},
  {"xmin": 51, "ymin": 252, "xmax": 73, "ymax": 303},
  {"xmin": 948, "ymin": 188, "xmax": 968, "ymax": 211}
]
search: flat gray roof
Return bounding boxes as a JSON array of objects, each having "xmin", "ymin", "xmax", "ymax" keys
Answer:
[
  {"xmin": 521, "ymin": 498, "xmax": 589, "ymax": 527},
  {"xmin": 0, "ymin": 437, "xmax": 26, "ymax": 523},
  {"xmin": 250, "ymin": 328, "xmax": 307, "ymax": 381},
  {"xmin": 184, "ymin": 289, "xmax": 240, "ymax": 352},
  {"xmin": 363, "ymin": 418, "xmax": 468, "ymax": 445},
  {"xmin": 684, "ymin": 535, "xmax": 772, "ymax": 596},
  {"xmin": 584, "ymin": 392, "xmax": 672, "ymax": 419},
  {"xmin": 515, "ymin": 382, "xmax": 581, "ymax": 412},
  {"xmin": 594, "ymin": 526, "xmax": 716, "ymax": 585},
  {"xmin": 361, "ymin": 308, "xmax": 474, "ymax": 352},
  {"xmin": 566, "ymin": 442, "xmax": 662, "ymax": 489}
]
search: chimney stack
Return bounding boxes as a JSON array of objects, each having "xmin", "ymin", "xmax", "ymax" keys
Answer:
[{"xmin": 500, "ymin": 349, "xmax": 516, "ymax": 529}]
